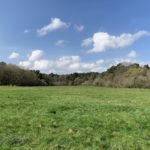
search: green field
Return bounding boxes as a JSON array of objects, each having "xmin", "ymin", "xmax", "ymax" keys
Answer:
[{"xmin": 0, "ymin": 86, "xmax": 150, "ymax": 150}]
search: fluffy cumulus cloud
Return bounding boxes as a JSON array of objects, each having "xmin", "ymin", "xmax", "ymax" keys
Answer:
[
  {"xmin": 18, "ymin": 49, "xmax": 140, "ymax": 74},
  {"xmin": 37, "ymin": 18, "xmax": 70, "ymax": 37},
  {"xmin": 28, "ymin": 50, "xmax": 44, "ymax": 61},
  {"xmin": 82, "ymin": 30, "xmax": 150, "ymax": 53},
  {"xmin": 33, "ymin": 60, "xmax": 52, "ymax": 70},
  {"xmin": 74, "ymin": 25, "xmax": 85, "ymax": 32},
  {"xmin": 19, "ymin": 50, "xmax": 48, "ymax": 72},
  {"xmin": 8, "ymin": 52, "xmax": 20, "ymax": 59},
  {"xmin": 81, "ymin": 38, "xmax": 93, "ymax": 47},
  {"xmin": 109, "ymin": 50, "xmax": 138, "ymax": 67},
  {"xmin": 19, "ymin": 61, "xmax": 31, "ymax": 68},
  {"xmin": 19, "ymin": 50, "xmax": 105, "ymax": 73},
  {"xmin": 56, "ymin": 56, "xmax": 81, "ymax": 67},
  {"xmin": 127, "ymin": 50, "xmax": 137, "ymax": 58}
]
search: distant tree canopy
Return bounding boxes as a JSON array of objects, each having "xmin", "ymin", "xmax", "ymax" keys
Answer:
[{"xmin": 1, "ymin": 61, "xmax": 150, "ymax": 88}]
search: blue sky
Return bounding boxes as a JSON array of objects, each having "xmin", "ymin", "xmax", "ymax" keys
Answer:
[{"xmin": 0, "ymin": 0, "xmax": 150, "ymax": 73}]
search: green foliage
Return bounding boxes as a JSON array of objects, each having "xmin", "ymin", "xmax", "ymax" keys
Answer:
[
  {"xmin": 1, "ymin": 61, "xmax": 150, "ymax": 88},
  {"xmin": 96, "ymin": 63, "xmax": 150, "ymax": 88},
  {"xmin": 0, "ymin": 86, "xmax": 150, "ymax": 149},
  {"xmin": 0, "ymin": 62, "xmax": 43, "ymax": 86}
]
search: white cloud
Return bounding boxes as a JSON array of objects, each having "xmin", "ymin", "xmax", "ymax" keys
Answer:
[
  {"xmin": 82, "ymin": 31, "xmax": 150, "ymax": 53},
  {"xmin": 37, "ymin": 18, "xmax": 70, "ymax": 37},
  {"xmin": 56, "ymin": 56, "xmax": 81, "ymax": 70},
  {"xmin": 28, "ymin": 50, "xmax": 44, "ymax": 61},
  {"xmin": 19, "ymin": 49, "xmax": 45, "ymax": 69},
  {"xmin": 55, "ymin": 40, "xmax": 66, "ymax": 47},
  {"xmin": 18, "ymin": 53, "xmax": 140, "ymax": 74},
  {"xmin": 74, "ymin": 25, "xmax": 85, "ymax": 32},
  {"xmin": 8, "ymin": 52, "xmax": 20, "ymax": 59},
  {"xmin": 19, "ymin": 54, "xmax": 105, "ymax": 74},
  {"xmin": 68, "ymin": 59, "xmax": 104, "ymax": 73},
  {"xmin": 127, "ymin": 50, "xmax": 137, "ymax": 58},
  {"xmin": 33, "ymin": 60, "xmax": 52, "ymax": 71},
  {"xmin": 114, "ymin": 58, "xmax": 137, "ymax": 65},
  {"xmin": 58, "ymin": 56, "xmax": 80, "ymax": 65},
  {"xmin": 18, "ymin": 49, "xmax": 139, "ymax": 74},
  {"xmin": 108, "ymin": 51, "xmax": 138, "ymax": 67},
  {"xmin": 56, "ymin": 57, "xmax": 104, "ymax": 73},
  {"xmin": 19, "ymin": 61, "xmax": 31, "ymax": 68},
  {"xmin": 81, "ymin": 38, "xmax": 93, "ymax": 47},
  {"xmin": 24, "ymin": 29, "xmax": 30, "ymax": 34}
]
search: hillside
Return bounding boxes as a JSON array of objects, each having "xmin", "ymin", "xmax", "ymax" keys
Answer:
[
  {"xmin": 93, "ymin": 63, "xmax": 150, "ymax": 88},
  {"xmin": 0, "ymin": 61, "xmax": 150, "ymax": 88}
]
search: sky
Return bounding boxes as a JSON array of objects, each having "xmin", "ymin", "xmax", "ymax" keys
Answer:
[{"xmin": 1, "ymin": 0, "xmax": 150, "ymax": 74}]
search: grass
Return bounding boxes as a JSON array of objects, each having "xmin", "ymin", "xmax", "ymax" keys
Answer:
[{"xmin": 0, "ymin": 86, "xmax": 150, "ymax": 150}]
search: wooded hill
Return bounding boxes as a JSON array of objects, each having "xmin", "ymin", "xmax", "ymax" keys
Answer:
[{"xmin": 0, "ymin": 61, "xmax": 150, "ymax": 88}]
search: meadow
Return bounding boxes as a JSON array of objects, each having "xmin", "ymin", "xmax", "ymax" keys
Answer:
[{"xmin": 0, "ymin": 86, "xmax": 150, "ymax": 150}]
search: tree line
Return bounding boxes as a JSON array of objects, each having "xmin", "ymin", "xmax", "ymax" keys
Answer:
[{"xmin": 1, "ymin": 61, "xmax": 150, "ymax": 88}]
